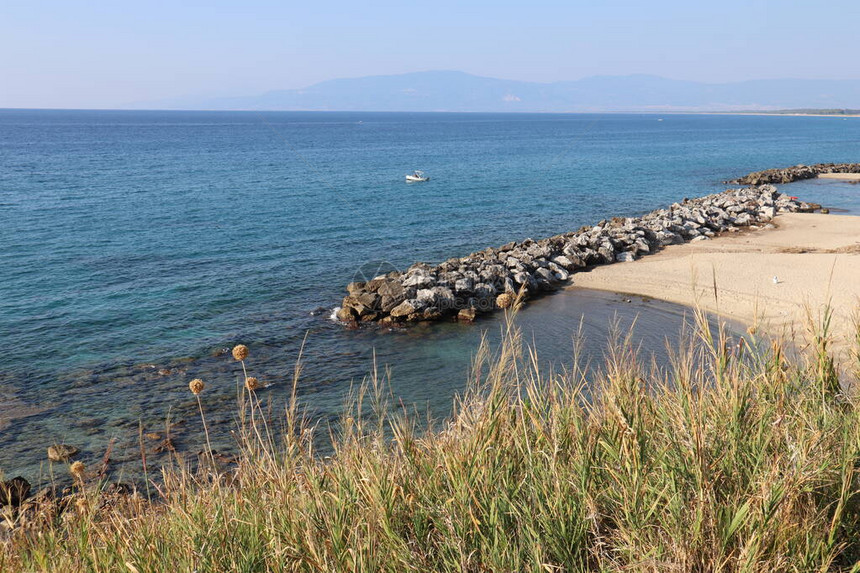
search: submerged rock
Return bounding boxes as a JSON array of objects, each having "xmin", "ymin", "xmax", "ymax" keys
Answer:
[
  {"xmin": 47, "ymin": 444, "xmax": 79, "ymax": 462},
  {"xmin": 457, "ymin": 307, "xmax": 477, "ymax": 322}
]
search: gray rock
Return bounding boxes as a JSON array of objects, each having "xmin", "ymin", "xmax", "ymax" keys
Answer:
[
  {"xmin": 380, "ymin": 293, "xmax": 406, "ymax": 313},
  {"xmin": 551, "ymin": 255, "xmax": 575, "ymax": 270},
  {"xmin": 454, "ymin": 277, "xmax": 474, "ymax": 293},
  {"xmin": 416, "ymin": 289, "xmax": 437, "ymax": 305},
  {"xmin": 734, "ymin": 213, "xmax": 752, "ymax": 226},
  {"xmin": 535, "ymin": 267, "xmax": 557, "ymax": 287},
  {"xmin": 402, "ymin": 273, "xmax": 435, "ymax": 288},
  {"xmin": 390, "ymin": 300, "xmax": 420, "ymax": 318},
  {"xmin": 513, "ymin": 271, "xmax": 538, "ymax": 292},
  {"xmin": 474, "ymin": 282, "xmax": 497, "ymax": 298}
]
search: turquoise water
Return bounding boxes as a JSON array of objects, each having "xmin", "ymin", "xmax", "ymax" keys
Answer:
[{"xmin": 1, "ymin": 110, "xmax": 858, "ymax": 479}]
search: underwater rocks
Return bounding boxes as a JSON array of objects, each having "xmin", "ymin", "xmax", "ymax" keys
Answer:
[
  {"xmin": 729, "ymin": 163, "xmax": 860, "ymax": 185},
  {"xmin": 337, "ymin": 185, "xmax": 817, "ymax": 325}
]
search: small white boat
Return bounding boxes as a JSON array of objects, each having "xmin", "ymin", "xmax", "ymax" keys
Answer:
[{"xmin": 405, "ymin": 170, "xmax": 430, "ymax": 182}]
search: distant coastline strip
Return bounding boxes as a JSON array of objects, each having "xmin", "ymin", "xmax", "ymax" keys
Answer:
[
  {"xmin": 727, "ymin": 162, "xmax": 860, "ymax": 185},
  {"xmin": 337, "ymin": 164, "xmax": 855, "ymax": 325}
]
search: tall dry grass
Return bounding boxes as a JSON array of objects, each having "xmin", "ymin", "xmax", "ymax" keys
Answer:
[{"xmin": 2, "ymin": 307, "xmax": 860, "ymax": 572}]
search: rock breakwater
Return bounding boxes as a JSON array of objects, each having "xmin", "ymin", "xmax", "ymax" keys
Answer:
[
  {"xmin": 337, "ymin": 185, "xmax": 817, "ymax": 325},
  {"xmin": 729, "ymin": 163, "xmax": 860, "ymax": 185}
]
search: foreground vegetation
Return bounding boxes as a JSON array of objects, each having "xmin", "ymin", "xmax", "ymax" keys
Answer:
[{"xmin": 3, "ymin": 308, "xmax": 860, "ymax": 572}]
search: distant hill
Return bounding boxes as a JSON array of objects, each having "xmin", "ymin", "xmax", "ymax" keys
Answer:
[{"xmin": 146, "ymin": 71, "xmax": 860, "ymax": 112}]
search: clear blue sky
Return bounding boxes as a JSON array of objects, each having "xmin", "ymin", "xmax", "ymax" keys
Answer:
[{"xmin": 2, "ymin": 0, "xmax": 859, "ymax": 109}]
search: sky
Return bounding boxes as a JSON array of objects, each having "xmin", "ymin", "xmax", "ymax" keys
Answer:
[{"xmin": 2, "ymin": 0, "xmax": 860, "ymax": 109}]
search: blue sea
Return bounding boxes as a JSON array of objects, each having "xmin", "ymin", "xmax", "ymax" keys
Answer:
[{"xmin": 1, "ymin": 110, "xmax": 858, "ymax": 480}]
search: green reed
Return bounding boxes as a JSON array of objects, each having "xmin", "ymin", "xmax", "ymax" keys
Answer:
[{"xmin": 2, "ymin": 302, "xmax": 860, "ymax": 572}]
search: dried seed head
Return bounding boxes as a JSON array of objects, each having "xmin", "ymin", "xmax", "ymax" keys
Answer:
[
  {"xmin": 245, "ymin": 376, "xmax": 260, "ymax": 391},
  {"xmin": 232, "ymin": 344, "xmax": 249, "ymax": 361},
  {"xmin": 189, "ymin": 378, "xmax": 205, "ymax": 395},
  {"xmin": 70, "ymin": 461, "xmax": 85, "ymax": 479}
]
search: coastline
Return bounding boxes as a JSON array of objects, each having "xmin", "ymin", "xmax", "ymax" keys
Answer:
[
  {"xmin": 337, "ymin": 185, "xmax": 817, "ymax": 325},
  {"xmin": 337, "ymin": 164, "xmax": 859, "ymax": 327},
  {"xmin": 701, "ymin": 112, "xmax": 860, "ymax": 118},
  {"xmin": 571, "ymin": 212, "xmax": 860, "ymax": 347},
  {"xmin": 818, "ymin": 172, "xmax": 860, "ymax": 181}
]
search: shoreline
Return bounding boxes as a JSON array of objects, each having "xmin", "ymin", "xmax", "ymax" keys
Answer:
[
  {"xmin": 338, "ymin": 164, "xmax": 858, "ymax": 327},
  {"xmin": 700, "ymin": 112, "xmax": 860, "ymax": 118},
  {"xmin": 572, "ymin": 213, "xmax": 860, "ymax": 347},
  {"xmin": 818, "ymin": 172, "xmax": 860, "ymax": 181},
  {"xmin": 338, "ymin": 184, "xmax": 819, "ymax": 326}
]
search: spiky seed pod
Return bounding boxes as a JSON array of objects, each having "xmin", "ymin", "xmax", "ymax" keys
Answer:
[
  {"xmin": 70, "ymin": 461, "xmax": 85, "ymax": 479},
  {"xmin": 245, "ymin": 376, "xmax": 260, "ymax": 391},
  {"xmin": 189, "ymin": 378, "xmax": 205, "ymax": 395},
  {"xmin": 232, "ymin": 344, "xmax": 249, "ymax": 361}
]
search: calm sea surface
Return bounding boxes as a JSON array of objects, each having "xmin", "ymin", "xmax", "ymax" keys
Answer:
[{"xmin": 1, "ymin": 110, "xmax": 858, "ymax": 479}]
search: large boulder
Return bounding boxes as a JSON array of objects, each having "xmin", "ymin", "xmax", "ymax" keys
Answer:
[
  {"xmin": 402, "ymin": 273, "xmax": 435, "ymax": 288},
  {"xmin": 457, "ymin": 307, "xmax": 477, "ymax": 322},
  {"xmin": 390, "ymin": 300, "xmax": 420, "ymax": 318},
  {"xmin": 454, "ymin": 277, "xmax": 474, "ymax": 293},
  {"xmin": 336, "ymin": 306, "xmax": 358, "ymax": 322},
  {"xmin": 513, "ymin": 272, "xmax": 538, "ymax": 293},
  {"xmin": 431, "ymin": 286, "xmax": 457, "ymax": 312}
]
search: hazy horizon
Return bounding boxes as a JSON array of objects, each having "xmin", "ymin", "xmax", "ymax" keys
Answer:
[{"xmin": 3, "ymin": 0, "xmax": 860, "ymax": 109}]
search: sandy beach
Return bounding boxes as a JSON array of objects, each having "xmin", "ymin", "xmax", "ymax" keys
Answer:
[
  {"xmin": 572, "ymin": 213, "xmax": 860, "ymax": 349},
  {"xmin": 818, "ymin": 173, "xmax": 860, "ymax": 181},
  {"xmin": 703, "ymin": 112, "xmax": 860, "ymax": 119}
]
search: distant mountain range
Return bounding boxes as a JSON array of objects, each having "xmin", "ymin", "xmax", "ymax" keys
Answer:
[{"xmin": 146, "ymin": 71, "xmax": 860, "ymax": 112}]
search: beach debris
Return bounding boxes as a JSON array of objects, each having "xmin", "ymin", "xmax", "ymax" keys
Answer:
[
  {"xmin": 773, "ymin": 276, "xmax": 780, "ymax": 284},
  {"xmin": 337, "ymin": 184, "xmax": 818, "ymax": 326}
]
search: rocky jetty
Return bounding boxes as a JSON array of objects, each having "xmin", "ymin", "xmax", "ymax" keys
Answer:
[
  {"xmin": 729, "ymin": 163, "xmax": 860, "ymax": 185},
  {"xmin": 337, "ymin": 185, "xmax": 818, "ymax": 325}
]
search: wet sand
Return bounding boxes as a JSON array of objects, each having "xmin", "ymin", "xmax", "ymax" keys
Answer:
[{"xmin": 572, "ymin": 213, "xmax": 860, "ymax": 350}]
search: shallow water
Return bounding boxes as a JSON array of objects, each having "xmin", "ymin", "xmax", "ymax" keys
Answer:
[
  {"xmin": 782, "ymin": 177, "xmax": 860, "ymax": 214},
  {"xmin": 1, "ymin": 110, "xmax": 858, "ymax": 480},
  {"xmin": 1, "ymin": 287, "xmax": 734, "ymax": 482}
]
